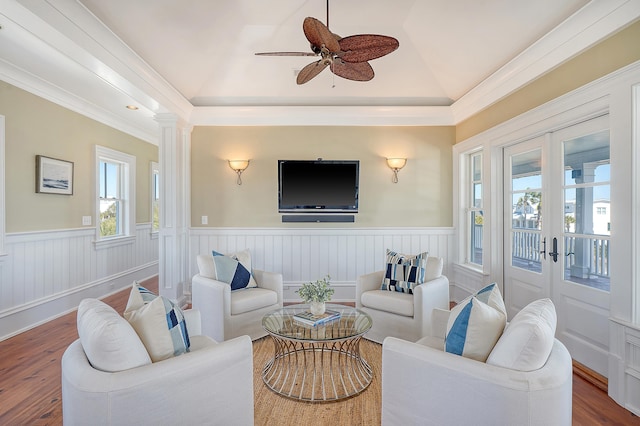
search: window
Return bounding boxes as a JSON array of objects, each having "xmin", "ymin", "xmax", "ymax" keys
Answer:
[
  {"xmin": 151, "ymin": 161, "xmax": 159, "ymax": 233},
  {"xmin": 468, "ymin": 153, "xmax": 483, "ymax": 266},
  {"xmin": 95, "ymin": 146, "xmax": 135, "ymax": 245}
]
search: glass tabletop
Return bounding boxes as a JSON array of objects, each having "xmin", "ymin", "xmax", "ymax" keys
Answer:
[{"xmin": 262, "ymin": 304, "xmax": 372, "ymax": 342}]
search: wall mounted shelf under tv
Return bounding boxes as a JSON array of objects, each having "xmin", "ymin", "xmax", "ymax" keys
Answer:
[{"xmin": 278, "ymin": 159, "xmax": 359, "ymax": 214}]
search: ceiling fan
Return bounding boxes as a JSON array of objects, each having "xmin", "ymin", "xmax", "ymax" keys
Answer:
[{"xmin": 255, "ymin": 1, "xmax": 399, "ymax": 85}]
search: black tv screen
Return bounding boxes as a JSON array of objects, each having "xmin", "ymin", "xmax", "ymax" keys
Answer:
[{"xmin": 278, "ymin": 160, "xmax": 359, "ymax": 213}]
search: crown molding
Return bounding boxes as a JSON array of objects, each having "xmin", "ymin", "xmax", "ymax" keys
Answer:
[
  {"xmin": 451, "ymin": 0, "xmax": 640, "ymax": 123},
  {"xmin": 189, "ymin": 105, "xmax": 454, "ymax": 126}
]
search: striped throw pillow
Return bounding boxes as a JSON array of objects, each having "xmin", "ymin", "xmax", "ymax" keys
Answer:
[{"xmin": 381, "ymin": 249, "xmax": 428, "ymax": 294}]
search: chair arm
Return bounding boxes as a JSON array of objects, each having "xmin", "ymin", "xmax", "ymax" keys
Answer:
[
  {"xmin": 355, "ymin": 271, "xmax": 385, "ymax": 307},
  {"xmin": 430, "ymin": 308, "xmax": 450, "ymax": 339},
  {"xmin": 182, "ymin": 308, "xmax": 202, "ymax": 336},
  {"xmin": 382, "ymin": 337, "xmax": 572, "ymax": 426},
  {"xmin": 412, "ymin": 275, "xmax": 450, "ymax": 338},
  {"xmin": 62, "ymin": 335, "xmax": 254, "ymax": 426},
  {"xmin": 191, "ymin": 274, "xmax": 231, "ymax": 342},
  {"xmin": 253, "ymin": 269, "xmax": 283, "ymax": 307}
]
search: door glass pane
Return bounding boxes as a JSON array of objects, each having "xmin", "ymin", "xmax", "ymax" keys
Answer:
[
  {"xmin": 562, "ymin": 130, "xmax": 610, "ymax": 291},
  {"xmin": 510, "ymin": 149, "xmax": 542, "ymax": 273}
]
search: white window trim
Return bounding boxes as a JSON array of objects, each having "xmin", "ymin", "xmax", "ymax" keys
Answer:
[
  {"xmin": 454, "ymin": 146, "xmax": 486, "ymax": 274},
  {"xmin": 150, "ymin": 161, "xmax": 159, "ymax": 238},
  {"xmin": 94, "ymin": 145, "xmax": 136, "ymax": 249}
]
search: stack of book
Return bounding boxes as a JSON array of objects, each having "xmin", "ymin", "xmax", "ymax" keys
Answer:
[{"xmin": 293, "ymin": 309, "xmax": 341, "ymax": 327}]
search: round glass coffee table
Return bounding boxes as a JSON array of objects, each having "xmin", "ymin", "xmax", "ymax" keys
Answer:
[{"xmin": 261, "ymin": 304, "xmax": 373, "ymax": 402}]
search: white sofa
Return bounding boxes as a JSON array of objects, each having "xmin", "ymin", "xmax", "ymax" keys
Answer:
[
  {"xmin": 355, "ymin": 256, "xmax": 450, "ymax": 343},
  {"xmin": 381, "ymin": 308, "xmax": 573, "ymax": 426},
  {"xmin": 192, "ymin": 254, "xmax": 283, "ymax": 341},
  {"xmin": 62, "ymin": 304, "xmax": 254, "ymax": 426}
]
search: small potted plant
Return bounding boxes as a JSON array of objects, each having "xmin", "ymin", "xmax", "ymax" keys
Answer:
[{"xmin": 297, "ymin": 275, "xmax": 334, "ymax": 315}]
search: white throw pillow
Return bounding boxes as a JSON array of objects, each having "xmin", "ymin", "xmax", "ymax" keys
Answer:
[
  {"xmin": 77, "ymin": 298, "xmax": 151, "ymax": 372},
  {"xmin": 124, "ymin": 282, "xmax": 191, "ymax": 362},
  {"xmin": 424, "ymin": 256, "xmax": 443, "ymax": 282},
  {"xmin": 487, "ymin": 298, "xmax": 557, "ymax": 371}
]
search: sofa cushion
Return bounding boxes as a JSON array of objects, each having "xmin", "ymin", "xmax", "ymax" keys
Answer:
[
  {"xmin": 197, "ymin": 249, "xmax": 258, "ymax": 290},
  {"xmin": 230, "ymin": 288, "xmax": 278, "ymax": 315},
  {"xmin": 77, "ymin": 298, "xmax": 151, "ymax": 372},
  {"xmin": 361, "ymin": 289, "xmax": 414, "ymax": 317},
  {"xmin": 487, "ymin": 298, "xmax": 557, "ymax": 371},
  {"xmin": 124, "ymin": 282, "xmax": 191, "ymax": 362},
  {"xmin": 445, "ymin": 283, "xmax": 507, "ymax": 362},
  {"xmin": 381, "ymin": 249, "xmax": 428, "ymax": 294}
]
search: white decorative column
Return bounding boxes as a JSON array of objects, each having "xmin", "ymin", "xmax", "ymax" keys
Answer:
[
  {"xmin": 155, "ymin": 113, "xmax": 191, "ymax": 304},
  {"xmin": 0, "ymin": 115, "xmax": 5, "ymax": 258}
]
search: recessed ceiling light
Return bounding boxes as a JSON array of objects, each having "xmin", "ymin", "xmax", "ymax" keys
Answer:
[{"xmin": 126, "ymin": 105, "xmax": 139, "ymax": 110}]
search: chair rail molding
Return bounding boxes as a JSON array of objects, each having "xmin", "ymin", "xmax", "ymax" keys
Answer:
[{"xmin": 189, "ymin": 227, "xmax": 455, "ymax": 302}]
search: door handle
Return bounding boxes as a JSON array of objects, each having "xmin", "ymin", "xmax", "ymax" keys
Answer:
[
  {"xmin": 548, "ymin": 237, "xmax": 559, "ymax": 263},
  {"xmin": 539, "ymin": 237, "xmax": 546, "ymax": 260}
]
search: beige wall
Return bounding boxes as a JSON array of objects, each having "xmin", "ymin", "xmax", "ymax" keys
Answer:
[
  {"xmin": 191, "ymin": 126, "xmax": 455, "ymax": 227},
  {"xmin": 0, "ymin": 81, "xmax": 158, "ymax": 232},
  {"xmin": 457, "ymin": 20, "xmax": 640, "ymax": 142}
]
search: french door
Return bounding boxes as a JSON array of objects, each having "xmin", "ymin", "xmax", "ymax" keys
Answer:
[{"xmin": 503, "ymin": 115, "xmax": 611, "ymax": 376}]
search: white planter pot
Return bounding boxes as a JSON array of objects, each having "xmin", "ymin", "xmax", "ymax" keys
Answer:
[{"xmin": 310, "ymin": 301, "xmax": 326, "ymax": 316}]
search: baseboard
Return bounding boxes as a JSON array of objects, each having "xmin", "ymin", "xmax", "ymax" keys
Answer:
[
  {"xmin": 573, "ymin": 360, "xmax": 608, "ymax": 393},
  {"xmin": 0, "ymin": 262, "xmax": 158, "ymax": 342}
]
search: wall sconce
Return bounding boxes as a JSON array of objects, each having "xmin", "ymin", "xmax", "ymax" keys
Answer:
[
  {"xmin": 386, "ymin": 158, "xmax": 407, "ymax": 183},
  {"xmin": 228, "ymin": 160, "xmax": 250, "ymax": 185}
]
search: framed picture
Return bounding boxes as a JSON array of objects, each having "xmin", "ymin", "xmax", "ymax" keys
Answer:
[{"xmin": 36, "ymin": 155, "xmax": 74, "ymax": 195}]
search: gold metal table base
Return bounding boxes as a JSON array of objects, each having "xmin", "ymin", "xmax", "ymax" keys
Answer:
[{"xmin": 262, "ymin": 335, "xmax": 372, "ymax": 402}]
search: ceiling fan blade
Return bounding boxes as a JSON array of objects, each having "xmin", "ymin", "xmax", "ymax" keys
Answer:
[
  {"xmin": 303, "ymin": 17, "xmax": 341, "ymax": 53},
  {"xmin": 331, "ymin": 59, "xmax": 374, "ymax": 82},
  {"xmin": 296, "ymin": 60, "xmax": 330, "ymax": 84},
  {"xmin": 338, "ymin": 34, "xmax": 399, "ymax": 63},
  {"xmin": 255, "ymin": 52, "xmax": 317, "ymax": 57}
]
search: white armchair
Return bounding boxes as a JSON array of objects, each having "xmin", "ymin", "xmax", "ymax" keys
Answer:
[
  {"xmin": 192, "ymin": 254, "xmax": 283, "ymax": 341},
  {"xmin": 62, "ymin": 304, "xmax": 254, "ymax": 426},
  {"xmin": 355, "ymin": 256, "xmax": 450, "ymax": 343},
  {"xmin": 381, "ymin": 308, "xmax": 573, "ymax": 426}
]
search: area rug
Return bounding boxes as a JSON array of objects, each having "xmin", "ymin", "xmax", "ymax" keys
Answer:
[{"xmin": 252, "ymin": 337, "xmax": 382, "ymax": 426}]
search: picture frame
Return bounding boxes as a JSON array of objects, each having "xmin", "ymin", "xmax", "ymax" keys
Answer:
[{"xmin": 36, "ymin": 155, "xmax": 74, "ymax": 195}]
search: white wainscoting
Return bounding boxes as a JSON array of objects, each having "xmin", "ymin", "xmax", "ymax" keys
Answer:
[
  {"xmin": 609, "ymin": 319, "xmax": 640, "ymax": 416},
  {"xmin": 189, "ymin": 227, "xmax": 455, "ymax": 303},
  {"xmin": 0, "ymin": 224, "xmax": 159, "ymax": 341}
]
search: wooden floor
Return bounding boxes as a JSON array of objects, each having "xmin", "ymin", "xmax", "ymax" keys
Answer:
[{"xmin": 0, "ymin": 277, "xmax": 638, "ymax": 425}]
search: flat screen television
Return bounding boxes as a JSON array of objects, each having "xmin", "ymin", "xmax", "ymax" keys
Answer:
[{"xmin": 278, "ymin": 160, "xmax": 359, "ymax": 213}]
